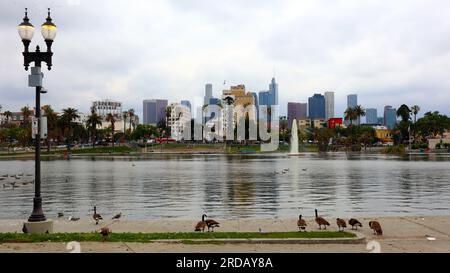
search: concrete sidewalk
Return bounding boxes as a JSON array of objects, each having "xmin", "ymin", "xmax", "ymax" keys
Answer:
[{"xmin": 0, "ymin": 216, "xmax": 449, "ymax": 253}]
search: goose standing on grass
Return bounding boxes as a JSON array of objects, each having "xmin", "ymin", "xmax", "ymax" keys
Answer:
[
  {"xmin": 205, "ymin": 216, "xmax": 220, "ymax": 232},
  {"xmin": 348, "ymin": 218, "xmax": 363, "ymax": 230},
  {"xmin": 369, "ymin": 221, "xmax": 383, "ymax": 235},
  {"xmin": 297, "ymin": 215, "xmax": 307, "ymax": 232},
  {"xmin": 112, "ymin": 212, "xmax": 122, "ymax": 220},
  {"xmin": 93, "ymin": 206, "xmax": 103, "ymax": 225},
  {"xmin": 22, "ymin": 224, "xmax": 29, "ymax": 234},
  {"xmin": 315, "ymin": 209, "xmax": 330, "ymax": 230},
  {"xmin": 336, "ymin": 218, "xmax": 347, "ymax": 232},
  {"xmin": 194, "ymin": 214, "xmax": 207, "ymax": 232},
  {"xmin": 100, "ymin": 227, "xmax": 111, "ymax": 242}
]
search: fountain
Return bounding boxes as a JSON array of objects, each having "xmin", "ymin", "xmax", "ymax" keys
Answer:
[{"xmin": 289, "ymin": 119, "xmax": 300, "ymax": 155}]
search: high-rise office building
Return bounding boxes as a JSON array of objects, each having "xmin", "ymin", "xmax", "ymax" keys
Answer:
[
  {"xmin": 204, "ymin": 84, "xmax": 213, "ymax": 105},
  {"xmin": 365, "ymin": 108, "xmax": 378, "ymax": 124},
  {"xmin": 308, "ymin": 94, "xmax": 326, "ymax": 119},
  {"xmin": 258, "ymin": 77, "xmax": 279, "ymax": 107},
  {"xmin": 324, "ymin": 92, "xmax": 334, "ymax": 120},
  {"xmin": 287, "ymin": 102, "xmax": 305, "ymax": 129},
  {"xmin": 143, "ymin": 99, "xmax": 168, "ymax": 125},
  {"xmin": 384, "ymin": 105, "xmax": 397, "ymax": 130},
  {"xmin": 346, "ymin": 94, "xmax": 359, "ymax": 125},
  {"xmin": 181, "ymin": 100, "xmax": 191, "ymax": 112}
]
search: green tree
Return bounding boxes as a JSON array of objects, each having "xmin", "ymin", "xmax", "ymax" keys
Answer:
[
  {"xmin": 59, "ymin": 108, "xmax": 80, "ymax": 151},
  {"xmin": 411, "ymin": 105, "xmax": 420, "ymax": 123},
  {"xmin": 42, "ymin": 105, "xmax": 58, "ymax": 152},
  {"xmin": 86, "ymin": 107, "xmax": 103, "ymax": 148},
  {"xmin": 105, "ymin": 113, "xmax": 118, "ymax": 148},
  {"xmin": 344, "ymin": 107, "xmax": 357, "ymax": 126},
  {"xmin": 21, "ymin": 106, "xmax": 32, "ymax": 126}
]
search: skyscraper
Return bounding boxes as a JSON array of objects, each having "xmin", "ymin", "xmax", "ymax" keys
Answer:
[
  {"xmin": 308, "ymin": 94, "xmax": 326, "ymax": 119},
  {"xmin": 258, "ymin": 91, "xmax": 269, "ymax": 106},
  {"xmin": 365, "ymin": 108, "xmax": 378, "ymax": 124},
  {"xmin": 287, "ymin": 102, "xmax": 307, "ymax": 129},
  {"xmin": 269, "ymin": 77, "xmax": 279, "ymax": 106},
  {"xmin": 324, "ymin": 92, "xmax": 334, "ymax": 120},
  {"xmin": 143, "ymin": 99, "xmax": 168, "ymax": 125},
  {"xmin": 204, "ymin": 84, "xmax": 213, "ymax": 105},
  {"xmin": 181, "ymin": 100, "xmax": 192, "ymax": 112},
  {"xmin": 346, "ymin": 94, "xmax": 359, "ymax": 125},
  {"xmin": 384, "ymin": 105, "xmax": 397, "ymax": 130}
]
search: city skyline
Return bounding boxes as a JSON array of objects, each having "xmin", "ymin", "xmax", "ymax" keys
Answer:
[{"xmin": 1, "ymin": 1, "xmax": 450, "ymax": 120}]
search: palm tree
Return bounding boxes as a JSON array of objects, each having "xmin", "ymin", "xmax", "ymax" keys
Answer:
[
  {"xmin": 396, "ymin": 104, "xmax": 411, "ymax": 122},
  {"xmin": 105, "ymin": 113, "xmax": 118, "ymax": 148},
  {"xmin": 3, "ymin": 111, "xmax": 12, "ymax": 125},
  {"xmin": 60, "ymin": 108, "xmax": 80, "ymax": 151},
  {"xmin": 122, "ymin": 111, "xmax": 128, "ymax": 133},
  {"xmin": 86, "ymin": 107, "xmax": 102, "ymax": 148},
  {"xmin": 354, "ymin": 105, "xmax": 366, "ymax": 123},
  {"xmin": 127, "ymin": 108, "xmax": 135, "ymax": 131},
  {"xmin": 21, "ymin": 106, "xmax": 32, "ymax": 126},
  {"xmin": 411, "ymin": 105, "xmax": 420, "ymax": 123},
  {"xmin": 344, "ymin": 107, "xmax": 357, "ymax": 126}
]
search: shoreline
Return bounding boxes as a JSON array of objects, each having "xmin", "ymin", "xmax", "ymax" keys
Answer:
[{"xmin": 1, "ymin": 215, "xmax": 449, "ymax": 252}]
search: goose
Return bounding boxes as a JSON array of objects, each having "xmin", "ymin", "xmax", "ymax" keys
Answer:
[
  {"xmin": 283, "ymin": 168, "xmax": 290, "ymax": 172},
  {"xmin": 22, "ymin": 224, "xmax": 29, "ymax": 234},
  {"xmin": 93, "ymin": 206, "xmax": 103, "ymax": 225},
  {"xmin": 369, "ymin": 221, "xmax": 383, "ymax": 235},
  {"xmin": 194, "ymin": 214, "xmax": 207, "ymax": 232},
  {"xmin": 315, "ymin": 209, "xmax": 330, "ymax": 230},
  {"xmin": 58, "ymin": 212, "xmax": 64, "ymax": 218},
  {"xmin": 274, "ymin": 171, "xmax": 280, "ymax": 175},
  {"xmin": 0, "ymin": 178, "xmax": 5, "ymax": 181},
  {"xmin": 112, "ymin": 212, "xmax": 122, "ymax": 220},
  {"xmin": 336, "ymin": 218, "xmax": 347, "ymax": 232},
  {"xmin": 205, "ymin": 216, "xmax": 220, "ymax": 232},
  {"xmin": 302, "ymin": 168, "xmax": 308, "ymax": 171},
  {"xmin": 100, "ymin": 227, "xmax": 111, "ymax": 242},
  {"xmin": 348, "ymin": 218, "xmax": 363, "ymax": 230},
  {"xmin": 68, "ymin": 216, "xmax": 80, "ymax": 221},
  {"xmin": 1, "ymin": 174, "xmax": 8, "ymax": 178},
  {"xmin": 297, "ymin": 215, "xmax": 307, "ymax": 232}
]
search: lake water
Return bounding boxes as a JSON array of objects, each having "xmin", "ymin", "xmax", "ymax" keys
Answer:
[{"xmin": 0, "ymin": 153, "xmax": 449, "ymax": 220}]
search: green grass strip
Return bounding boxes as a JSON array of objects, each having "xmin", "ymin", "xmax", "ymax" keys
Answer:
[{"xmin": 0, "ymin": 231, "xmax": 355, "ymax": 243}]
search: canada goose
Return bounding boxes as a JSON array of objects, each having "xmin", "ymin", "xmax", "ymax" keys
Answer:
[
  {"xmin": 283, "ymin": 168, "xmax": 290, "ymax": 172},
  {"xmin": 297, "ymin": 215, "xmax": 307, "ymax": 232},
  {"xmin": 315, "ymin": 209, "xmax": 330, "ymax": 230},
  {"xmin": 100, "ymin": 227, "xmax": 111, "ymax": 242},
  {"xmin": 348, "ymin": 218, "xmax": 363, "ymax": 230},
  {"xmin": 112, "ymin": 213, "xmax": 122, "ymax": 220},
  {"xmin": 58, "ymin": 212, "xmax": 64, "ymax": 218},
  {"xmin": 205, "ymin": 216, "xmax": 220, "ymax": 232},
  {"xmin": 194, "ymin": 214, "xmax": 207, "ymax": 232},
  {"xmin": 22, "ymin": 224, "xmax": 29, "ymax": 234},
  {"xmin": 68, "ymin": 216, "xmax": 80, "ymax": 221},
  {"xmin": 369, "ymin": 221, "xmax": 383, "ymax": 235},
  {"xmin": 336, "ymin": 218, "xmax": 347, "ymax": 232},
  {"xmin": 93, "ymin": 206, "xmax": 103, "ymax": 225}
]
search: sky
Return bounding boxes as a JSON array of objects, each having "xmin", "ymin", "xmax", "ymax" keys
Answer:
[{"xmin": 1, "ymin": 0, "xmax": 449, "ymax": 121}]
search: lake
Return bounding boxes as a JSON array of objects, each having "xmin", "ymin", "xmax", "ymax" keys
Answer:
[{"xmin": 0, "ymin": 153, "xmax": 449, "ymax": 220}]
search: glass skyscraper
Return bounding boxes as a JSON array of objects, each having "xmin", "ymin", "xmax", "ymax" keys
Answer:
[
  {"xmin": 308, "ymin": 94, "xmax": 326, "ymax": 119},
  {"xmin": 324, "ymin": 91, "xmax": 334, "ymax": 120},
  {"xmin": 365, "ymin": 108, "xmax": 378, "ymax": 124},
  {"xmin": 384, "ymin": 105, "xmax": 397, "ymax": 130},
  {"xmin": 346, "ymin": 94, "xmax": 359, "ymax": 125},
  {"xmin": 143, "ymin": 99, "xmax": 168, "ymax": 125}
]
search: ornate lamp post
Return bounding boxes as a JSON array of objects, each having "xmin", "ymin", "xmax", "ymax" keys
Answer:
[{"xmin": 18, "ymin": 8, "xmax": 57, "ymax": 224}]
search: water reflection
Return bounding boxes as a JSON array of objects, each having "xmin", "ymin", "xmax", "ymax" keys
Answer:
[{"xmin": 0, "ymin": 153, "xmax": 449, "ymax": 220}]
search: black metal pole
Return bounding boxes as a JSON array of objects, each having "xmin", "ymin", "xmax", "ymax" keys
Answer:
[{"xmin": 28, "ymin": 84, "xmax": 46, "ymax": 222}]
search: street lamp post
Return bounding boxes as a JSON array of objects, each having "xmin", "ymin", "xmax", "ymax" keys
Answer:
[{"xmin": 18, "ymin": 8, "xmax": 57, "ymax": 223}]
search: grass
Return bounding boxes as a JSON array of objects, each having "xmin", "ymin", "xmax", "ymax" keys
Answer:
[{"xmin": 0, "ymin": 231, "xmax": 355, "ymax": 244}]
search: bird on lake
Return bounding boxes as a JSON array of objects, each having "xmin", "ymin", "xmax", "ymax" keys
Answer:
[
  {"xmin": 1, "ymin": 174, "xmax": 8, "ymax": 178},
  {"xmin": 302, "ymin": 168, "xmax": 308, "ymax": 171},
  {"xmin": 348, "ymin": 218, "xmax": 363, "ymax": 230},
  {"xmin": 112, "ymin": 213, "xmax": 122, "ymax": 220},
  {"xmin": 93, "ymin": 206, "xmax": 103, "ymax": 225},
  {"xmin": 297, "ymin": 215, "xmax": 307, "ymax": 232},
  {"xmin": 58, "ymin": 212, "xmax": 64, "ymax": 218},
  {"xmin": 369, "ymin": 221, "xmax": 383, "ymax": 235},
  {"xmin": 68, "ymin": 216, "xmax": 80, "ymax": 221},
  {"xmin": 2, "ymin": 184, "xmax": 10, "ymax": 189},
  {"xmin": 99, "ymin": 227, "xmax": 111, "ymax": 242},
  {"xmin": 0, "ymin": 178, "xmax": 5, "ymax": 181},
  {"xmin": 336, "ymin": 218, "xmax": 347, "ymax": 232},
  {"xmin": 194, "ymin": 214, "xmax": 208, "ymax": 232},
  {"xmin": 315, "ymin": 209, "xmax": 330, "ymax": 230}
]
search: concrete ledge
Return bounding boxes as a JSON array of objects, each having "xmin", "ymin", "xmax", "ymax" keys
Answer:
[
  {"xmin": 156, "ymin": 232, "xmax": 365, "ymax": 245},
  {"xmin": 23, "ymin": 220, "xmax": 54, "ymax": 234}
]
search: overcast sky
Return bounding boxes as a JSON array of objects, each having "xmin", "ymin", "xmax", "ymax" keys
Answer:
[{"xmin": 1, "ymin": 0, "xmax": 449, "ymax": 121}]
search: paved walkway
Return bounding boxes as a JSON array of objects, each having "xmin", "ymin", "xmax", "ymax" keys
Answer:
[{"xmin": 0, "ymin": 216, "xmax": 449, "ymax": 253}]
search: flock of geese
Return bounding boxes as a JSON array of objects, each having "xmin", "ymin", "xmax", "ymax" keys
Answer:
[
  {"xmin": 194, "ymin": 209, "xmax": 383, "ymax": 236},
  {"xmin": 1, "ymin": 173, "xmax": 34, "ymax": 189}
]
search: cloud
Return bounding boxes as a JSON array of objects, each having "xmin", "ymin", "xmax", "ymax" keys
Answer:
[{"xmin": 0, "ymin": 0, "xmax": 449, "ymax": 121}]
